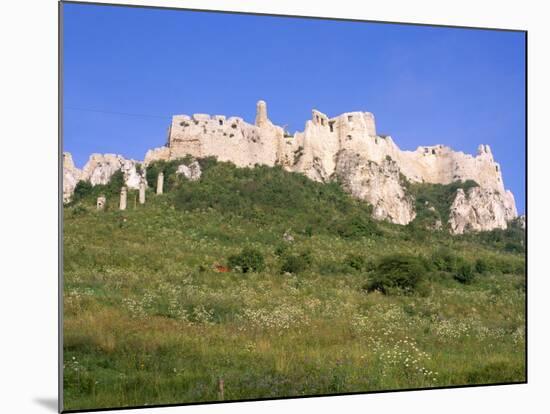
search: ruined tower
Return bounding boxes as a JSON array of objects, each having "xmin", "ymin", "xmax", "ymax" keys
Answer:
[{"xmin": 255, "ymin": 100, "xmax": 269, "ymax": 127}]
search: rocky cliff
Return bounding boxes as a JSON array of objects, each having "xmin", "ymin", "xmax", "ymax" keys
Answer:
[
  {"xmin": 449, "ymin": 187, "xmax": 517, "ymax": 234},
  {"xmin": 62, "ymin": 153, "xmax": 142, "ymax": 202},
  {"xmin": 334, "ymin": 151, "xmax": 416, "ymax": 225},
  {"xmin": 63, "ymin": 152, "xmax": 82, "ymax": 204},
  {"xmin": 64, "ymin": 100, "xmax": 519, "ymax": 233}
]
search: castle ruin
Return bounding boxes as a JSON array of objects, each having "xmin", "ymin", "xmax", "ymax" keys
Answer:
[{"xmin": 64, "ymin": 100, "xmax": 519, "ymax": 232}]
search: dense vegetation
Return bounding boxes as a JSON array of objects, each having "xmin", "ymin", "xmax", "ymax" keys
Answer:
[
  {"xmin": 406, "ymin": 179, "xmax": 480, "ymax": 231},
  {"xmin": 64, "ymin": 158, "xmax": 525, "ymax": 411}
]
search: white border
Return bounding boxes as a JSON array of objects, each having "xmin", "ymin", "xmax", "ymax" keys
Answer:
[{"xmin": 1, "ymin": 1, "xmax": 548, "ymax": 413}]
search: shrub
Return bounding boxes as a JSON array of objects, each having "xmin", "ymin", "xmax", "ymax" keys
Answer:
[
  {"xmin": 432, "ymin": 247, "xmax": 461, "ymax": 272},
  {"xmin": 146, "ymin": 159, "xmax": 187, "ymax": 193},
  {"xmin": 274, "ymin": 244, "xmax": 289, "ymax": 257},
  {"xmin": 474, "ymin": 257, "xmax": 495, "ymax": 274},
  {"xmin": 70, "ymin": 204, "xmax": 88, "ymax": 217},
  {"xmin": 504, "ymin": 241, "xmax": 524, "ymax": 254},
  {"xmin": 108, "ymin": 170, "xmax": 125, "ymax": 192},
  {"xmin": 281, "ymin": 251, "xmax": 312, "ymax": 274},
  {"xmin": 318, "ymin": 260, "xmax": 353, "ymax": 275},
  {"xmin": 494, "ymin": 256, "xmax": 525, "ymax": 275},
  {"xmin": 458, "ymin": 226, "xmax": 525, "ymax": 254},
  {"xmin": 344, "ymin": 254, "xmax": 366, "ymax": 271},
  {"xmin": 303, "ymin": 225, "xmax": 313, "ymax": 237},
  {"xmin": 281, "ymin": 256, "xmax": 307, "ymax": 274},
  {"xmin": 408, "ymin": 180, "xmax": 479, "ymax": 229},
  {"xmin": 71, "ymin": 170, "xmax": 126, "ymax": 204},
  {"xmin": 454, "ymin": 262, "xmax": 475, "ymax": 284},
  {"xmin": 364, "ymin": 254, "xmax": 426, "ymax": 295},
  {"xmin": 228, "ymin": 248, "xmax": 265, "ymax": 273},
  {"xmin": 336, "ymin": 215, "xmax": 381, "ymax": 238},
  {"xmin": 73, "ymin": 180, "xmax": 94, "ymax": 200}
]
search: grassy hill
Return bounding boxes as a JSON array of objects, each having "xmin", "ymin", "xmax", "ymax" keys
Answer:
[{"xmin": 63, "ymin": 158, "xmax": 526, "ymax": 411}]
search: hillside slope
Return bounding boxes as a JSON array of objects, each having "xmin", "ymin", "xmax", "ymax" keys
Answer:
[{"xmin": 63, "ymin": 160, "xmax": 526, "ymax": 411}]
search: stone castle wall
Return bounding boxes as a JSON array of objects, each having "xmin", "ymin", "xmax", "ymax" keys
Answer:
[{"xmin": 152, "ymin": 101, "xmax": 508, "ymax": 194}]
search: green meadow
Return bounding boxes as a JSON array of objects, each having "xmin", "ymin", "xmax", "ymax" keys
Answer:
[{"xmin": 63, "ymin": 159, "xmax": 526, "ymax": 411}]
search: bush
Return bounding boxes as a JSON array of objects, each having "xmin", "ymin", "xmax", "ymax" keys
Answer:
[
  {"xmin": 274, "ymin": 244, "xmax": 289, "ymax": 257},
  {"xmin": 303, "ymin": 225, "xmax": 313, "ymax": 237},
  {"xmin": 335, "ymin": 215, "xmax": 381, "ymax": 238},
  {"xmin": 69, "ymin": 204, "xmax": 88, "ymax": 217},
  {"xmin": 408, "ymin": 180, "xmax": 479, "ymax": 228},
  {"xmin": 474, "ymin": 255, "xmax": 525, "ymax": 276},
  {"xmin": 318, "ymin": 261, "xmax": 353, "ymax": 275},
  {"xmin": 474, "ymin": 257, "xmax": 496, "ymax": 274},
  {"xmin": 281, "ymin": 251, "xmax": 312, "ymax": 274},
  {"xmin": 228, "ymin": 248, "xmax": 265, "ymax": 273},
  {"xmin": 108, "ymin": 170, "xmax": 125, "ymax": 193},
  {"xmin": 454, "ymin": 262, "xmax": 475, "ymax": 284},
  {"xmin": 364, "ymin": 254, "xmax": 426, "ymax": 295},
  {"xmin": 73, "ymin": 180, "xmax": 94, "ymax": 200},
  {"xmin": 504, "ymin": 241, "xmax": 524, "ymax": 254},
  {"xmin": 146, "ymin": 158, "xmax": 188, "ymax": 193},
  {"xmin": 71, "ymin": 170, "xmax": 126, "ymax": 205},
  {"xmin": 344, "ymin": 254, "xmax": 366, "ymax": 271},
  {"xmin": 459, "ymin": 226, "xmax": 525, "ymax": 254},
  {"xmin": 431, "ymin": 247, "xmax": 461, "ymax": 272}
]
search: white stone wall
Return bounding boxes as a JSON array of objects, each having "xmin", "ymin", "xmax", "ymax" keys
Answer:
[{"xmin": 166, "ymin": 110, "xmax": 282, "ymax": 168}]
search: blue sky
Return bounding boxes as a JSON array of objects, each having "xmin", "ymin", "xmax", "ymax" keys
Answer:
[{"xmin": 62, "ymin": 3, "xmax": 526, "ymax": 213}]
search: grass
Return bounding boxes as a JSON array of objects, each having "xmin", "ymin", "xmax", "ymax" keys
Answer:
[{"xmin": 63, "ymin": 160, "xmax": 525, "ymax": 411}]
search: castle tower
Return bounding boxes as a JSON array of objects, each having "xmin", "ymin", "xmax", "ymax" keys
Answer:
[{"xmin": 255, "ymin": 100, "xmax": 269, "ymax": 127}]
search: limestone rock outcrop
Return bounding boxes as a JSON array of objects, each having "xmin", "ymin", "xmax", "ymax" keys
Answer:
[
  {"xmin": 63, "ymin": 152, "xmax": 82, "ymax": 203},
  {"xmin": 176, "ymin": 160, "xmax": 202, "ymax": 181},
  {"xmin": 63, "ymin": 153, "xmax": 145, "ymax": 203},
  {"xmin": 334, "ymin": 151, "xmax": 416, "ymax": 225},
  {"xmin": 81, "ymin": 154, "xmax": 143, "ymax": 189},
  {"xmin": 448, "ymin": 187, "xmax": 518, "ymax": 234},
  {"xmin": 517, "ymin": 215, "xmax": 526, "ymax": 230}
]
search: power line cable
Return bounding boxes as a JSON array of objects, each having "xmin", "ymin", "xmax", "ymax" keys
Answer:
[{"xmin": 64, "ymin": 106, "xmax": 171, "ymax": 119}]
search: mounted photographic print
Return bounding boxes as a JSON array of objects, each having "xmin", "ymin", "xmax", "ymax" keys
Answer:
[{"xmin": 61, "ymin": 1, "xmax": 527, "ymax": 412}]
